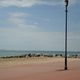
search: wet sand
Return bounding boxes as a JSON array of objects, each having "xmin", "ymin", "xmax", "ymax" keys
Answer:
[{"xmin": 0, "ymin": 58, "xmax": 80, "ymax": 80}]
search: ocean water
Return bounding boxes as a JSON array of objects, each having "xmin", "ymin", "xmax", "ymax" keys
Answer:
[
  {"xmin": 0, "ymin": 50, "xmax": 80, "ymax": 57},
  {"xmin": 0, "ymin": 50, "xmax": 26, "ymax": 57}
]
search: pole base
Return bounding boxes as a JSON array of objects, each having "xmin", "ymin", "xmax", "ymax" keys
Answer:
[{"xmin": 65, "ymin": 67, "xmax": 68, "ymax": 70}]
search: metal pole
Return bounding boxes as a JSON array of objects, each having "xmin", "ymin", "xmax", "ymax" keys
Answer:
[{"xmin": 64, "ymin": 0, "xmax": 68, "ymax": 70}]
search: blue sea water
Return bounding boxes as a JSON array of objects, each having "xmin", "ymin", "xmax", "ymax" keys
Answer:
[
  {"xmin": 0, "ymin": 50, "xmax": 80, "ymax": 57},
  {"xmin": 0, "ymin": 50, "xmax": 26, "ymax": 57}
]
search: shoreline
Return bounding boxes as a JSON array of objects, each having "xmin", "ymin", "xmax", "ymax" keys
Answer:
[
  {"xmin": 0, "ymin": 53, "xmax": 80, "ymax": 59},
  {"xmin": 0, "ymin": 50, "xmax": 80, "ymax": 58},
  {"xmin": 0, "ymin": 57, "xmax": 80, "ymax": 67}
]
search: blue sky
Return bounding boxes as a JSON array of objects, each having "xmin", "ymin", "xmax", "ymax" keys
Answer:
[{"xmin": 0, "ymin": 0, "xmax": 80, "ymax": 51}]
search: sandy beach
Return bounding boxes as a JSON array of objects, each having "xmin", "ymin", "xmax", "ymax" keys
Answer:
[{"xmin": 0, "ymin": 57, "xmax": 80, "ymax": 80}]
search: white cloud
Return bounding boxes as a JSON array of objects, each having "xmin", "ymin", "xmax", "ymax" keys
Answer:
[
  {"xmin": 0, "ymin": 0, "xmax": 79, "ymax": 8},
  {"xmin": 0, "ymin": 0, "xmax": 55, "ymax": 7},
  {"xmin": 8, "ymin": 12, "xmax": 38, "ymax": 31},
  {"xmin": 9, "ymin": 12, "xmax": 30, "ymax": 18}
]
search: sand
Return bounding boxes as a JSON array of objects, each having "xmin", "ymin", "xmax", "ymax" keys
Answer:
[{"xmin": 0, "ymin": 57, "xmax": 80, "ymax": 80}]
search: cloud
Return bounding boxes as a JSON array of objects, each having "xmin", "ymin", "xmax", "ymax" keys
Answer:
[
  {"xmin": 8, "ymin": 12, "xmax": 38, "ymax": 31},
  {"xmin": 0, "ymin": 0, "xmax": 60, "ymax": 7},
  {"xmin": 0, "ymin": 0, "xmax": 79, "ymax": 8},
  {"xmin": 9, "ymin": 12, "xmax": 30, "ymax": 18},
  {"xmin": 0, "ymin": 0, "xmax": 80, "ymax": 7}
]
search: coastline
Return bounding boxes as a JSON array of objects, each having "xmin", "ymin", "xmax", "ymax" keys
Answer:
[
  {"xmin": 0, "ymin": 57, "xmax": 64, "ymax": 67},
  {"xmin": 0, "ymin": 50, "xmax": 80, "ymax": 58},
  {"xmin": 0, "ymin": 57, "xmax": 80, "ymax": 68}
]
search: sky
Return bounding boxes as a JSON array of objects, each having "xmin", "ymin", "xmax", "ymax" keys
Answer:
[{"xmin": 0, "ymin": 0, "xmax": 80, "ymax": 51}]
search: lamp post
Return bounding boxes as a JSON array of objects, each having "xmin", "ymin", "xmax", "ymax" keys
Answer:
[{"xmin": 64, "ymin": 0, "xmax": 68, "ymax": 70}]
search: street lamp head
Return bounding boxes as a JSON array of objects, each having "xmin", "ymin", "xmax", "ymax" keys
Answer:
[{"xmin": 65, "ymin": 0, "xmax": 68, "ymax": 6}]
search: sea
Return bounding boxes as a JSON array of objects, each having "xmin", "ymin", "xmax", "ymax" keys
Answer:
[{"xmin": 0, "ymin": 50, "xmax": 80, "ymax": 57}]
